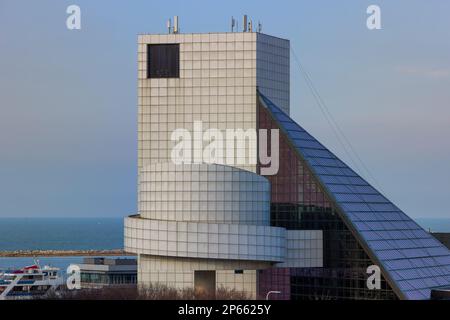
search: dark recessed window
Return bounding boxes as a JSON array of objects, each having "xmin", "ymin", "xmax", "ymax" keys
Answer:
[
  {"xmin": 234, "ymin": 270, "xmax": 244, "ymax": 274},
  {"xmin": 147, "ymin": 44, "xmax": 179, "ymax": 78}
]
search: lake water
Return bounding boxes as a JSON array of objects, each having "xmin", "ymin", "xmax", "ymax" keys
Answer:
[
  {"xmin": 0, "ymin": 218, "xmax": 123, "ymax": 251},
  {"xmin": 0, "ymin": 218, "xmax": 126, "ymax": 271}
]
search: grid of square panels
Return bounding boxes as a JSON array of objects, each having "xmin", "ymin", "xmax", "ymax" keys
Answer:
[
  {"xmin": 138, "ymin": 162, "xmax": 270, "ymax": 225},
  {"xmin": 256, "ymin": 33, "xmax": 290, "ymax": 115},
  {"xmin": 258, "ymin": 104, "xmax": 397, "ymax": 299},
  {"xmin": 259, "ymin": 92, "xmax": 450, "ymax": 300},
  {"xmin": 124, "ymin": 215, "xmax": 287, "ymax": 262},
  {"xmin": 138, "ymin": 33, "xmax": 258, "ymax": 174},
  {"xmin": 137, "ymin": 32, "xmax": 290, "ymax": 175},
  {"xmin": 276, "ymin": 230, "xmax": 323, "ymax": 268}
]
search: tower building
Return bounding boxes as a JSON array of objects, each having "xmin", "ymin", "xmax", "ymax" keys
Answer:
[{"xmin": 125, "ymin": 20, "xmax": 450, "ymax": 299}]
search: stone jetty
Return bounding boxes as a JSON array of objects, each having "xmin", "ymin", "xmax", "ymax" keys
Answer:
[{"xmin": 0, "ymin": 249, "xmax": 133, "ymax": 257}]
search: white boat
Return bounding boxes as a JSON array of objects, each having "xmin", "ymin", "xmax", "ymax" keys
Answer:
[{"xmin": 0, "ymin": 260, "xmax": 64, "ymax": 300}]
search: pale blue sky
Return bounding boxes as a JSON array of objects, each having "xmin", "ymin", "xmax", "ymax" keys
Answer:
[{"xmin": 0, "ymin": 0, "xmax": 449, "ymax": 218}]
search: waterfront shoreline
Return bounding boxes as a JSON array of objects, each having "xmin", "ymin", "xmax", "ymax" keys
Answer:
[{"xmin": 0, "ymin": 249, "xmax": 133, "ymax": 257}]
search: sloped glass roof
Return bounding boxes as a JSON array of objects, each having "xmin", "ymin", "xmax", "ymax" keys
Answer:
[{"xmin": 259, "ymin": 92, "xmax": 450, "ymax": 300}]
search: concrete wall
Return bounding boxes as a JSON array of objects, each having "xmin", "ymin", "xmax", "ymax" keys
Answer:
[{"xmin": 138, "ymin": 255, "xmax": 266, "ymax": 299}]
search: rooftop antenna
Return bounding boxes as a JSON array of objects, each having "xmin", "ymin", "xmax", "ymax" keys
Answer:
[
  {"xmin": 173, "ymin": 16, "xmax": 179, "ymax": 34},
  {"xmin": 249, "ymin": 19, "xmax": 253, "ymax": 32},
  {"xmin": 258, "ymin": 21, "xmax": 262, "ymax": 33},
  {"xmin": 166, "ymin": 18, "xmax": 171, "ymax": 34},
  {"xmin": 231, "ymin": 16, "xmax": 236, "ymax": 32},
  {"xmin": 243, "ymin": 15, "xmax": 248, "ymax": 32}
]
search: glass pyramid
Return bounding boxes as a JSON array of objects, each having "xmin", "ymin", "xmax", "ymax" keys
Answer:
[{"xmin": 259, "ymin": 92, "xmax": 450, "ymax": 300}]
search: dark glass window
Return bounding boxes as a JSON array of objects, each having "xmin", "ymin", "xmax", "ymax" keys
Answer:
[{"xmin": 147, "ymin": 44, "xmax": 179, "ymax": 78}]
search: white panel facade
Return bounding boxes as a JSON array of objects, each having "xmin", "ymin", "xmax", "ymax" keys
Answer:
[
  {"xmin": 139, "ymin": 255, "xmax": 267, "ymax": 298},
  {"xmin": 275, "ymin": 230, "xmax": 323, "ymax": 268},
  {"xmin": 138, "ymin": 32, "xmax": 289, "ymax": 174},
  {"xmin": 139, "ymin": 162, "xmax": 270, "ymax": 224},
  {"xmin": 138, "ymin": 32, "xmax": 257, "ymax": 174},
  {"xmin": 124, "ymin": 216, "xmax": 286, "ymax": 262},
  {"xmin": 256, "ymin": 33, "xmax": 290, "ymax": 115}
]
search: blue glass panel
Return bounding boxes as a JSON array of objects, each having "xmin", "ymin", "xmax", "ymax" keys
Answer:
[
  {"xmin": 327, "ymin": 184, "xmax": 352, "ymax": 193},
  {"xmin": 302, "ymin": 149, "xmax": 335, "ymax": 158},
  {"xmin": 293, "ymin": 139, "xmax": 324, "ymax": 149},
  {"xmin": 347, "ymin": 185, "xmax": 379, "ymax": 194},
  {"xmin": 358, "ymin": 194, "xmax": 387, "ymax": 203},
  {"xmin": 369, "ymin": 241, "xmax": 392, "ymax": 250},
  {"xmin": 353, "ymin": 221, "xmax": 370, "ymax": 231}
]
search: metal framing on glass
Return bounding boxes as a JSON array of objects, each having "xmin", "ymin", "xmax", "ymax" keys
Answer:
[{"xmin": 258, "ymin": 92, "xmax": 450, "ymax": 300}]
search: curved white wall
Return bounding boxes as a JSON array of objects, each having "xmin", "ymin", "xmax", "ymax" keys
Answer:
[
  {"xmin": 124, "ymin": 215, "xmax": 286, "ymax": 262},
  {"xmin": 138, "ymin": 163, "xmax": 270, "ymax": 225},
  {"xmin": 125, "ymin": 162, "xmax": 323, "ymax": 296}
]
